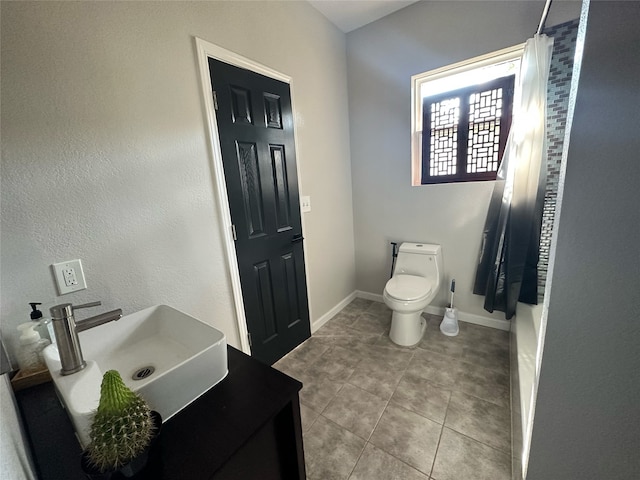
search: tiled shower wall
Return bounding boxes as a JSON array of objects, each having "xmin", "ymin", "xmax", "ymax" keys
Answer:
[
  {"xmin": 512, "ymin": 21, "xmax": 579, "ymax": 479},
  {"xmin": 538, "ymin": 19, "xmax": 580, "ymax": 301}
]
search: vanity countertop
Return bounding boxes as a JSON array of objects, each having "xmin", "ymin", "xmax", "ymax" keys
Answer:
[{"xmin": 16, "ymin": 346, "xmax": 305, "ymax": 480}]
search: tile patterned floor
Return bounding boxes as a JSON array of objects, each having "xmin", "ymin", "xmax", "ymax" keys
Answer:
[{"xmin": 273, "ymin": 298, "xmax": 511, "ymax": 480}]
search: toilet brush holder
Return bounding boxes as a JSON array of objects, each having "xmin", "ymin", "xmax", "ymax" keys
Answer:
[{"xmin": 440, "ymin": 308, "xmax": 459, "ymax": 337}]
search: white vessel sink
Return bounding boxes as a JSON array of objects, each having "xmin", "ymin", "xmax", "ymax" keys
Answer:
[{"xmin": 43, "ymin": 304, "xmax": 228, "ymax": 447}]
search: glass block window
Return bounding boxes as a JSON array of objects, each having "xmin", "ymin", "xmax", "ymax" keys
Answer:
[{"xmin": 421, "ymin": 75, "xmax": 514, "ymax": 184}]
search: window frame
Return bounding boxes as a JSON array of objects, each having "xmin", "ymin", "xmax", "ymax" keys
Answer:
[
  {"xmin": 421, "ymin": 75, "xmax": 515, "ymax": 185},
  {"xmin": 411, "ymin": 44, "xmax": 525, "ymax": 186}
]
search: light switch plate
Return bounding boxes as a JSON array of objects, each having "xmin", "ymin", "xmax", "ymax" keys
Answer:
[
  {"xmin": 301, "ymin": 196, "xmax": 311, "ymax": 213},
  {"xmin": 52, "ymin": 259, "xmax": 87, "ymax": 295}
]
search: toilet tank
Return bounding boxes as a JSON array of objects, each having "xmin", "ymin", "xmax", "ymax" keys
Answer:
[{"xmin": 394, "ymin": 243, "xmax": 443, "ymax": 286}]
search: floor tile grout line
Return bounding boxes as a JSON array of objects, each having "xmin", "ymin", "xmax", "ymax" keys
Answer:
[
  {"xmin": 304, "ymin": 414, "xmax": 318, "ymax": 436},
  {"xmin": 447, "ymin": 383, "xmax": 511, "ymax": 408},
  {"xmin": 443, "ymin": 393, "xmax": 511, "ymax": 447},
  {"xmin": 346, "ymin": 384, "xmax": 394, "ymax": 480},
  {"xmin": 320, "ymin": 357, "xmax": 395, "ymax": 442},
  {"xmin": 345, "ymin": 442, "xmax": 366, "ymax": 479},
  {"xmin": 318, "ymin": 381, "xmax": 345, "ymax": 416},
  {"xmin": 429, "ymin": 426, "xmax": 445, "ymax": 480},
  {"xmin": 429, "ymin": 386, "xmax": 454, "ymax": 478},
  {"xmin": 440, "ymin": 425, "xmax": 513, "ymax": 458},
  {"xmin": 387, "ymin": 361, "xmax": 454, "ymax": 421},
  {"xmin": 298, "ymin": 400, "xmax": 322, "ymax": 438},
  {"xmin": 317, "ymin": 413, "xmax": 368, "ymax": 480},
  {"xmin": 365, "ymin": 376, "xmax": 395, "ymax": 442},
  {"xmin": 443, "ymin": 423, "xmax": 512, "ymax": 456},
  {"xmin": 350, "ymin": 440, "xmax": 436, "ymax": 480},
  {"xmin": 367, "ymin": 402, "xmax": 441, "ymax": 478}
]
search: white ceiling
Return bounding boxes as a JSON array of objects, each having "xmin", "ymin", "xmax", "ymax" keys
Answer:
[
  {"xmin": 308, "ymin": 1, "xmax": 583, "ymax": 35},
  {"xmin": 307, "ymin": 0, "xmax": 421, "ymax": 33}
]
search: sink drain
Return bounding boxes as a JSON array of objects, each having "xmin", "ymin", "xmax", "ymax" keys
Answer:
[{"xmin": 132, "ymin": 366, "xmax": 155, "ymax": 381}]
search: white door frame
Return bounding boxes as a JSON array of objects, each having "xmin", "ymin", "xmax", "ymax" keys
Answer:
[{"xmin": 194, "ymin": 37, "xmax": 312, "ymax": 354}]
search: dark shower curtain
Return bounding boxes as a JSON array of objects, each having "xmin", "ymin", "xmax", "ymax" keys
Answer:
[
  {"xmin": 473, "ymin": 146, "xmax": 546, "ymax": 319},
  {"xmin": 473, "ymin": 35, "xmax": 554, "ymax": 320}
]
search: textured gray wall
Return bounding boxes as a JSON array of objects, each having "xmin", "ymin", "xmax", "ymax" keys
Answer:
[{"xmin": 527, "ymin": 2, "xmax": 640, "ymax": 478}]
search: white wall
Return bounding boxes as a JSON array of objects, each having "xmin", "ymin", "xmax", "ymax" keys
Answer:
[
  {"xmin": 527, "ymin": 2, "xmax": 640, "ymax": 478},
  {"xmin": 346, "ymin": 1, "xmax": 581, "ymax": 318},
  {"xmin": 0, "ymin": 1, "xmax": 355, "ymax": 357}
]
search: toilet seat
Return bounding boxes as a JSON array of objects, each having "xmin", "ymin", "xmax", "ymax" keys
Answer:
[{"xmin": 385, "ymin": 274, "xmax": 432, "ymax": 302}]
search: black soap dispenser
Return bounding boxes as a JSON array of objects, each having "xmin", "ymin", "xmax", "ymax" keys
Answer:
[
  {"xmin": 29, "ymin": 302, "xmax": 43, "ymax": 321},
  {"xmin": 29, "ymin": 302, "xmax": 55, "ymax": 344}
]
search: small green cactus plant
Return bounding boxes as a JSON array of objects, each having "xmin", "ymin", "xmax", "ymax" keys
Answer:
[{"xmin": 85, "ymin": 370, "xmax": 155, "ymax": 472}]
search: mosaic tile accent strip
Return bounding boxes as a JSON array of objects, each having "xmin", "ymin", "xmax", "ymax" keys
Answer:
[{"xmin": 539, "ymin": 19, "xmax": 580, "ymax": 301}]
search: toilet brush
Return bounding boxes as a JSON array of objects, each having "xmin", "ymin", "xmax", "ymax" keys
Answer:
[
  {"xmin": 440, "ymin": 279, "xmax": 459, "ymax": 336},
  {"xmin": 449, "ymin": 279, "xmax": 455, "ymax": 310}
]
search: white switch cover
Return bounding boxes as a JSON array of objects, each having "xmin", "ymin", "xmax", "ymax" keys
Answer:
[
  {"xmin": 301, "ymin": 196, "xmax": 311, "ymax": 213},
  {"xmin": 52, "ymin": 259, "xmax": 87, "ymax": 295}
]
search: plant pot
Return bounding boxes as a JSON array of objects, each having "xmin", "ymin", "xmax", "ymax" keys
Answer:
[{"xmin": 81, "ymin": 410, "xmax": 162, "ymax": 480}]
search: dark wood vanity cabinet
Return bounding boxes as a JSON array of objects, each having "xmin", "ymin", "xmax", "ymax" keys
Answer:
[{"xmin": 16, "ymin": 346, "xmax": 306, "ymax": 480}]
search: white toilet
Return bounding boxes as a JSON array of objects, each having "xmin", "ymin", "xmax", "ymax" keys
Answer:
[{"xmin": 383, "ymin": 242, "xmax": 443, "ymax": 346}]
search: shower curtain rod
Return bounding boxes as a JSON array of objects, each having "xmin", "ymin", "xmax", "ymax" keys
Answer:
[{"xmin": 536, "ymin": 0, "xmax": 553, "ymax": 35}]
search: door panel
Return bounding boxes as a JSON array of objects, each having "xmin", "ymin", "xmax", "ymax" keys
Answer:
[
  {"xmin": 253, "ymin": 260, "xmax": 277, "ymax": 340},
  {"xmin": 209, "ymin": 58, "xmax": 310, "ymax": 365},
  {"xmin": 236, "ymin": 141, "xmax": 266, "ymax": 238},
  {"xmin": 270, "ymin": 145, "xmax": 293, "ymax": 232}
]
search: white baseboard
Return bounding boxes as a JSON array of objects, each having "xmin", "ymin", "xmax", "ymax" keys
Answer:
[
  {"xmin": 355, "ymin": 290, "xmax": 510, "ymax": 331},
  {"xmin": 456, "ymin": 310, "xmax": 510, "ymax": 331},
  {"xmin": 311, "ymin": 291, "xmax": 358, "ymax": 333},
  {"xmin": 355, "ymin": 291, "xmax": 384, "ymax": 303}
]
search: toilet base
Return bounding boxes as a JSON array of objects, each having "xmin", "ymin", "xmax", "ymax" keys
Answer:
[{"xmin": 389, "ymin": 311, "xmax": 427, "ymax": 346}]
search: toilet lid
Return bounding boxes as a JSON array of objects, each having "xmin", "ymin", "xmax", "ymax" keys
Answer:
[{"xmin": 385, "ymin": 274, "xmax": 432, "ymax": 301}]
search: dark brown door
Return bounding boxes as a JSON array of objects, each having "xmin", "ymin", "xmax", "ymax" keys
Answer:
[{"xmin": 208, "ymin": 58, "xmax": 310, "ymax": 365}]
